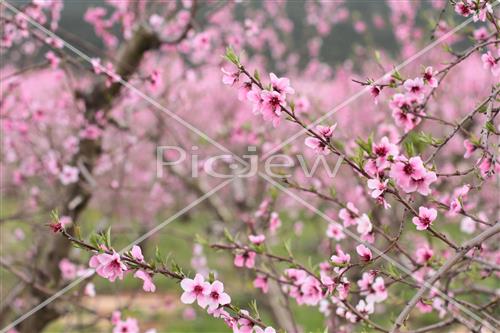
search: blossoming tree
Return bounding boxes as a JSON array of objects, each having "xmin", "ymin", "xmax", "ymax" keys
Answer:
[{"xmin": 1, "ymin": 1, "xmax": 499, "ymax": 332}]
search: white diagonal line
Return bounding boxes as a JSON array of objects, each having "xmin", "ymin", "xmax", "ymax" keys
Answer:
[
  {"xmin": 258, "ymin": 172, "xmax": 496, "ymax": 331},
  {"xmin": 260, "ymin": 5, "xmax": 497, "ymax": 160},
  {"xmin": 0, "ymin": 178, "xmax": 235, "ymax": 333},
  {"xmin": 0, "ymin": 0, "xmax": 248, "ymax": 169}
]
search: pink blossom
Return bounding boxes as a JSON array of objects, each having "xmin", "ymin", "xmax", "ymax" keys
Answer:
[
  {"xmin": 284, "ymin": 268, "xmax": 307, "ymax": 285},
  {"xmin": 481, "ymin": 51, "xmax": 500, "ymax": 76},
  {"xmin": 255, "ymin": 199, "xmax": 270, "ymax": 217},
  {"xmin": 59, "ymin": 216, "xmax": 72, "ymax": 228},
  {"xmin": 246, "ymin": 87, "xmax": 264, "ymax": 115},
  {"xmin": 249, "ymin": 234, "xmax": 265, "ymax": 245},
  {"xmin": 370, "ymin": 85, "xmax": 380, "ymax": 104},
  {"xmin": 460, "ymin": 217, "xmax": 476, "ymax": 234},
  {"xmin": 473, "ymin": 27, "xmax": 489, "ymax": 41},
  {"xmin": 182, "ymin": 307, "xmax": 196, "ymax": 320},
  {"xmin": 339, "ymin": 202, "xmax": 359, "ymax": 227},
  {"xmin": 331, "ymin": 245, "xmax": 351, "ymax": 265},
  {"xmin": 304, "ymin": 137, "xmax": 329, "ymax": 155},
  {"xmin": 337, "ymin": 278, "xmax": 351, "ymax": 300},
  {"xmin": 295, "ymin": 96, "xmax": 310, "ymax": 113},
  {"xmin": 147, "ymin": 70, "xmax": 162, "ymax": 91},
  {"xmin": 423, "ymin": 66, "xmax": 438, "ymax": 88},
  {"xmin": 59, "ymin": 258, "xmax": 77, "ymax": 280},
  {"xmin": 238, "ymin": 82, "xmax": 252, "ymax": 101},
  {"xmin": 111, "ymin": 310, "xmax": 121, "ymax": 325},
  {"xmin": 366, "ymin": 277, "xmax": 387, "ymax": 303},
  {"xmin": 417, "ymin": 300, "xmax": 433, "ymax": 313},
  {"xmin": 234, "ymin": 251, "xmax": 256, "ymax": 268},
  {"xmin": 104, "ymin": 62, "xmax": 121, "ymax": 87},
  {"xmin": 367, "ymin": 178, "xmax": 388, "ymax": 198},
  {"xmin": 269, "ymin": 212, "xmax": 281, "ymax": 234},
  {"xmin": 253, "ymin": 274, "xmax": 269, "ymax": 293},
  {"xmin": 478, "ymin": 156, "xmax": 495, "ymax": 178},
  {"xmin": 356, "ymin": 299, "xmax": 374, "ymax": 316},
  {"xmin": 415, "ymin": 244, "xmax": 434, "ymax": 264},
  {"xmin": 269, "ymin": 72, "xmax": 294, "ymax": 96},
  {"xmin": 356, "ymin": 214, "xmax": 373, "ymax": 235},
  {"xmin": 403, "ymin": 77, "xmax": 425, "ymax": 101},
  {"xmin": 260, "ymin": 90, "xmax": 285, "ymax": 127},
  {"xmin": 180, "ymin": 273, "xmax": 210, "ymax": 306},
  {"xmin": 356, "ymin": 244, "xmax": 373, "ymax": 261},
  {"xmin": 193, "ymin": 31, "xmax": 211, "ymax": 51},
  {"xmin": 89, "ymin": 251, "xmax": 127, "ymax": 282},
  {"xmin": 357, "ymin": 271, "xmax": 375, "ymax": 291},
  {"xmin": 59, "ymin": 165, "xmax": 79, "ymax": 185},
  {"xmin": 316, "ymin": 124, "xmax": 337, "ymax": 139},
  {"xmin": 45, "ymin": 51, "xmax": 60, "ymax": 69},
  {"xmin": 130, "ymin": 245, "xmax": 144, "ymax": 262},
  {"xmin": 392, "ymin": 108, "xmax": 419, "ymax": 133},
  {"xmin": 221, "ymin": 67, "xmax": 239, "ymax": 86},
  {"xmin": 463, "ymin": 139, "xmax": 477, "ymax": 158},
  {"xmin": 113, "ymin": 318, "xmax": 139, "ymax": 333},
  {"xmin": 300, "ymin": 276, "xmax": 323, "ymax": 305},
  {"xmin": 134, "ymin": 270, "xmax": 156, "ymax": 292},
  {"xmin": 205, "ymin": 280, "xmax": 231, "ymax": 311},
  {"xmin": 326, "ymin": 223, "xmax": 346, "ymax": 241},
  {"xmin": 448, "ymin": 184, "xmax": 470, "ymax": 216},
  {"xmin": 84, "ymin": 282, "xmax": 96, "ymax": 297},
  {"xmin": 474, "ymin": 2, "xmax": 493, "ymax": 22},
  {"xmin": 390, "ymin": 156, "xmax": 436, "ymax": 194},
  {"xmin": 407, "ymin": 170, "xmax": 437, "ymax": 196},
  {"xmin": 79, "ymin": 124, "xmax": 102, "ymax": 140},
  {"xmin": 412, "ymin": 207, "xmax": 437, "ymax": 230},
  {"xmin": 454, "ymin": 1, "xmax": 473, "ymax": 17},
  {"xmin": 373, "ymin": 136, "xmax": 399, "ymax": 163},
  {"xmin": 90, "ymin": 57, "xmax": 102, "ymax": 74}
]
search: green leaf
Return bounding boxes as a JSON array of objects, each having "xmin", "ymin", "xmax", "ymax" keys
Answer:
[
  {"xmin": 104, "ymin": 227, "xmax": 112, "ymax": 249},
  {"xmin": 89, "ymin": 233, "xmax": 101, "ymax": 248},
  {"xmin": 404, "ymin": 140, "xmax": 416, "ymax": 156},
  {"xmin": 485, "ymin": 120, "xmax": 496, "ymax": 133},
  {"xmin": 356, "ymin": 137, "xmax": 372, "ymax": 155},
  {"xmin": 249, "ymin": 299, "xmax": 260, "ymax": 319},
  {"xmin": 224, "ymin": 46, "xmax": 240, "ymax": 66},
  {"xmin": 194, "ymin": 234, "xmax": 207, "ymax": 245},
  {"xmin": 223, "ymin": 228, "xmax": 234, "ymax": 243},
  {"xmin": 253, "ymin": 69, "xmax": 261, "ymax": 83},
  {"xmin": 171, "ymin": 260, "xmax": 183, "ymax": 275},
  {"xmin": 284, "ymin": 239, "xmax": 293, "ymax": 258},
  {"xmin": 208, "ymin": 271, "xmax": 216, "ymax": 284},
  {"xmin": 154, "ymin": 246, "xmax": 163, "ymax": 265}
]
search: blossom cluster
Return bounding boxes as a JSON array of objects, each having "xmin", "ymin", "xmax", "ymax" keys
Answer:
[{"xmin": 222, "ymin": 68, "xmax": 295, "ymax": 127}]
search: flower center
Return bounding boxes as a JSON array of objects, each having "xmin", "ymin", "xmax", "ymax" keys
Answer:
[
  {"xmin": 194, "ymin": 285, "xmax": 204, "ymax": 294},
  {"xmin": 375, "ymin": 146, "xmax": 387, "ymax": 156},
  {"xmin": 403, "ymin": 163, "xmax": 414, "ymax": 175},
  {"xmin": 270, "ymin": 96, "xmax": 280, "ymax": 107}
]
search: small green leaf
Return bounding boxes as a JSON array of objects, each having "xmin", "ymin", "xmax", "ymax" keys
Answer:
[
  {"xmin": 104, "ymin": 227, "xmax": 112, "ymax": 249},
  {"xmin": 284, "ymin": 239, "xmax": 293, "ymax": 258},
  {"xmin": 223, "ymin": 228, "xmax": 234, "ymax": 243},
  {"xmin": 249, "ymin": 299, "xmax": 260, "ymax": 319},
  {"xmin": 253, "ymin": 69, "xmax": 261, "ymax": 82},
  {"xmin": 485, "ymin": 121, "xmax": 496, "ymax": 133},
  {"xmin": 224, "ymin": 46, "xmax": 240, "ymax": 66}
]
